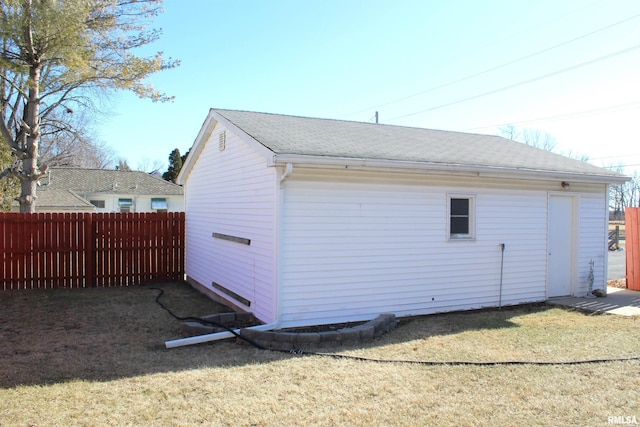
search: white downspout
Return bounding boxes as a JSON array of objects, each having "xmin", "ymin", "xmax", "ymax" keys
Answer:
[
  {"xmin": 498, "ymin": 243, "xmax": 505, "ymax": 308},
  {"xmin": 165, "ymin": 164, "xmax": 294, "ymax": 349},
  {"xmin": 603, "ymin": 184, "xmax": 611, "ymax": 296},
  {"xmin": 165, "ymin": 322, "xmax": 280, "ymax": 348},
  {"xmin": 280, "ymin": 162, "xmax": 293, "ymax": 183}
]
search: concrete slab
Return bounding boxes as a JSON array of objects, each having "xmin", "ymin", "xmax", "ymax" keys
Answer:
[{"xmin": 549, "ymin": 286, "xmax": 640, "ymax": 316}]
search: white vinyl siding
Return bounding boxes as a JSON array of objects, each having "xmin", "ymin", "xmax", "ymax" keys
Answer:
[
  {"xmin": 576, "ymin": 186, "xmax": 609, "ymax": 295},
  {"xmin": 183, "ymin": 124, "xmax": 278, "ymax": 322},
  {"xmin": 182, "ymin": 139, "xmax": 609, "ymax": 327},
  {"xmin": 280, "ymin": 169, "xmax": 563, "ymax": 327}
]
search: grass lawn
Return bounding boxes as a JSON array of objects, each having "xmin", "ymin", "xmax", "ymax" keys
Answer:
[{"xmin": 1, "ymin": 282, "xmax": 639, "ymax": 426}]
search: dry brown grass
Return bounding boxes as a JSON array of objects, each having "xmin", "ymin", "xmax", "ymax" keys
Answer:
[{"xmin": 1, "ymin": 283, "xmax": 639, "ymax": 426}]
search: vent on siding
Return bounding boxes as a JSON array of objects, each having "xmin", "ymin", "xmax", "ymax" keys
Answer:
[
  {"xmin": 219, "ymin": 131, "xmax": 226, "ymax": 151},
  {"xmin": 212, "ymin": 281, "xmax": 251, "ymax": 307},
  {"xmin": 212, "ymin": 232, "xmax": 251, "ymax": 246}
]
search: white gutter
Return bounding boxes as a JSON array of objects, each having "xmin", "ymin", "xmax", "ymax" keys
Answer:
[
  {"xmin": 270, "ymin": 154, "xmax": 630, "ymax": 185},
  {"xmin": 165, "ymin": 321, "xmax": 281, "ymax": 349}
]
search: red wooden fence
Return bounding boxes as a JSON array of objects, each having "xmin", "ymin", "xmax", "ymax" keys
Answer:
[
  {"xmin": 626, "ymin": 208, "xmax": 640, "ymax": 291},
  {"xmin": 0, "ymin": 212, "xmax": 185, "ymax": 290}
]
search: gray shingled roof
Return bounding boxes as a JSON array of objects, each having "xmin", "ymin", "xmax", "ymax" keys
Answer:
[
  {"xmin": 214, "ymin": 109, "xmax": 624, "ymax": 180},
  {"xmin": 22, "ymin": 168, "xmax": 183, "ymax": 210},
  {"xmin": 35, "ymin": 188, "xmax": 96, "ymax": 211},
  {"xmin": 40, "ymin": 168, "xmax": 184, "ymax": 196}
]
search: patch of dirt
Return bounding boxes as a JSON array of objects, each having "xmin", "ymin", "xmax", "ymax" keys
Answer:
[{"xmin": 607, "ymin": 279, "xmax": 627, "ymax": 289}]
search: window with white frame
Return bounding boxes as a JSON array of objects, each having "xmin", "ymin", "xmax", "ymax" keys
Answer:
[
  {"xmin": 118, "ymin": 198, "xmax": 133, "ymax": 213},
  {"xmin": 151, "ymin": 198, "xmax": 168, "ymax": 212},
  {"xmin": 448, "ymin": 194, "xmax": 475, "ymax": 240},
  {"xmin": 90, "ymin": 200, "xmax": 105, "ymax": 209}
]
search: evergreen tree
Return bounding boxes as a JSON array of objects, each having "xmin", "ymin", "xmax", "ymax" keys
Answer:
[
  {"xmin": 163, "ymin": 148, "xmax": 182, "ymax": 183},
  {"xmin": 181, "ymin": 149, "xmax": 190, "ymax": 165},
  {"xmin": 116, "ymin": 159, "xmax": 132, "ymax": 171},
  {"xmin": 0, "ymin": 136, "xmax": 18, "ymax": 211}
]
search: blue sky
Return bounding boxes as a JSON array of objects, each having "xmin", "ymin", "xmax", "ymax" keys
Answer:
[{"xmin": 97, "ymin": 0, "xmax": 640, "ymax": 174}]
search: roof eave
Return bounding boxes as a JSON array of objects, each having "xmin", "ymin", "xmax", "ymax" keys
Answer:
[
  {"xmin": 178, "ymin": 109, "xmax": 276, "ymax": 185},
  {"xmin": 272, "ymin": 154, "xmax": 630, "ymax": 185},
  {"xmin": 177, "ymin": 109, "xmax": 218, "ymax": 185}
]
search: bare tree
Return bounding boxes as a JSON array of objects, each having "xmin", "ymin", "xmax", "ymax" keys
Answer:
[
  {"xmin": 499, "ymin": 125, "xmax": 520, "ymax": 142},
  {"xmin": 606, "ymin": 164, "xmax": 640, "ymax": 219},
  {"xmin": 500, "ymin": 125, "xmax": 589, "ymax": 161},
  {"xmin": 562, "ymin": 149, "xmax": 590, "ymax": 163},
  {"xmin": 136, "ymin": 157, "xmax": 164, "ymax": 176},
  {"xmin": 626, "ymin": 172, "xmax": 640, "ymax": 209},
  {"xmin": 500, "ymin": 125, "xmax": 557, "ymax": 151},
  {"xmin": 0, "ymin": 0, "xmax": 178, "ymax": 212},
  {"xmin": 37, "ymin": 108, "xmax": 115, "ymax": 168},
  {"xmin": 521, "ymin": 128, "xmax": 558, "ymax": 152}
]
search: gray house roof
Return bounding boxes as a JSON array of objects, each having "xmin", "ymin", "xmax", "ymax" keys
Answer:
[
  {"xmin": 28, "ymin": 168, "xmax": 183, "ymax": 211},
  {"xmin": 35, "ymin": 188, "xmax": 96, "ymax": 211},
  {"xmin": 181, "ymin": 108, "xmax": 627, "ymax": 184},
  {"xmin": 42, "ymin": 168, "xmax": 184, "ymax": 195}
]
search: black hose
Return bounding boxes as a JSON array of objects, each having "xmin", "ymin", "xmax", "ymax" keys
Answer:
[
  {"xmin": 151, "ymin": 287, "xmax": 267, "ymax": 350},
  {"xmin": 304, "ymin": 352, "xmax": 640, "ymax": 366},
  {"xmin": 153, "ymin": 288, "xmax": 640, "ymax": 366}
]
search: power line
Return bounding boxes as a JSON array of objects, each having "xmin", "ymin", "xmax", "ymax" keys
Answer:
[
  {"xmin": 386, "ymin": 43, "xmax": 640, "ymax": 122},
  {"xmin": 602, "ymin": 163, "xmax": 640, "ymax": 169},
  {"xmin": 603, "ymin": 163, "xmax": 640, "ymax": 169},
  {"xmin": 339, "ymin": 13, "xmax": 640, "ymax": 120},
  {"xmin": 592, "ymin": 153, "xmax": 640, "ymax": 161},
  {"xmin": 463, "ymin": 101, "xmax": 640, "ymax": 132}
]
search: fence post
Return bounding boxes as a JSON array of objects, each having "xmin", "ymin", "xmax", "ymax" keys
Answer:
[{"xmin": 84, "ymin": 213, "xmax": 95, "ymax": 287}]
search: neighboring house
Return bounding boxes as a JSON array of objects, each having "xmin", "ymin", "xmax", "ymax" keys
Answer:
[
  {"xmin": 22, "ymin": 167, "xmax": 184, "ymax": 213},
  {"xmin": 177, "ymin": 108, "xmax": 628, "ymax": 329}
]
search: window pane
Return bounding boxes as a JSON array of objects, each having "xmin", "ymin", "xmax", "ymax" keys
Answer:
[
  {"xmin": 451, "ymin": 198, "xmax": 469, "ymax": 215},
  {"xmin": 151, "ymin": 198, "xmax": 167, "ymax": 210},
  {"xmin": 118, "ymin": 198, "xmax": 133, "ymax": 206},
  {"xmin": 450, "ymin": 217, "xmax": 469, "ymax": 234}
]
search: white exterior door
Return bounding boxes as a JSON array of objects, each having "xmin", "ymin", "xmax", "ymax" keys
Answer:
[{"xmin": 548, "ymin": 194, "xmax": 576, "ymax": 297}]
